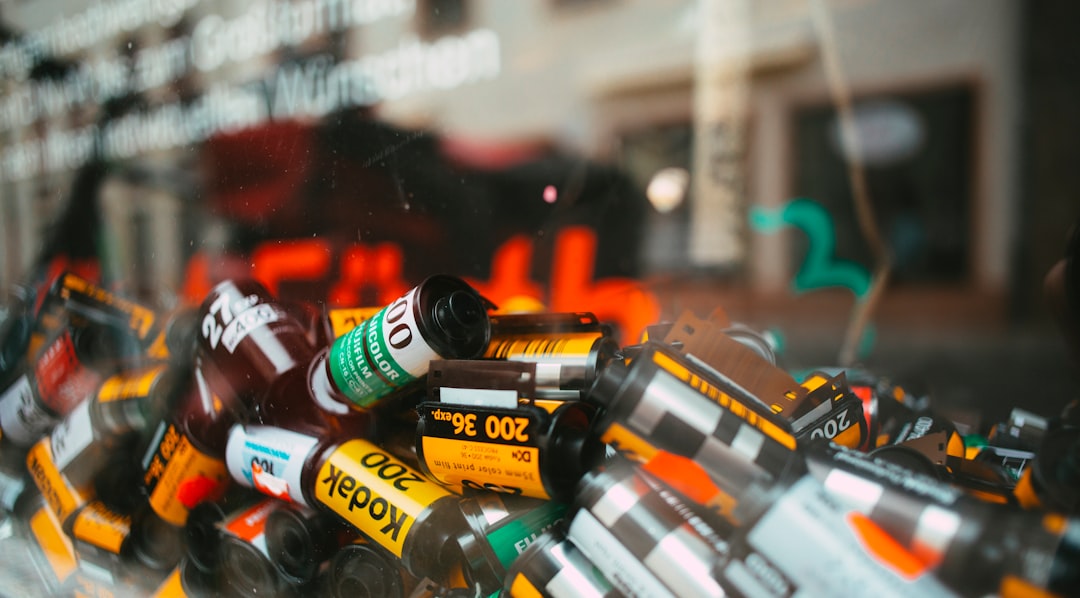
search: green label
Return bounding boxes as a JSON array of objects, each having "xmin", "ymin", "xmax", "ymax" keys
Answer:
[
  {"xmin": 328, "ymin": 297, "xmax": 420, "ymax": 408},
  {"xmin": 487, "ymin": 501, "xmax": 569, "ymax": 568}
]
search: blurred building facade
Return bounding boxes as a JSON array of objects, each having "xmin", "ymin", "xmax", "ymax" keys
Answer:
[{"xmin": 0, "ymin": 0, "xmax": 1078, "ymax": 413}]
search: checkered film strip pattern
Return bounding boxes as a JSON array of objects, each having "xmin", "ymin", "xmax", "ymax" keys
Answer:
[
  {"xmin": 595, "ymin": 343, "xmax": 800, "ymax": 486},
  {"xmin": 807, "ymin": 444, "xmax": 967, "ymax": 565},
  {"xmin": 806, "ymin": 442, "xmax": 1079, "ymax": 595},
  {"xmin": 568, "ymin": 460, "xmax": 727, "ymax": 598}
]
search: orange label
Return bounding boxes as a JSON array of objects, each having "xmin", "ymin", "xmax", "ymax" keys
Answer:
[
  {"xmin": 29, "ymin": 506, "xmax": 77, "ymax": 584},
  {"xmin": 422, "ymin": 436, "xmax": 548, "ymax": 499},
  {"xmin": 223, "ymin": 500, "xmax": 278, "ymax": 542},
  {"xmin": 97, "ymin": 365, "xmax": 166, "ymax": 403},
  {"xmin": 847, "ymin": 512, "xmax": 928, "ymax": 580},
  {"xmin": 314, "ymin": 439, "xmax": 453, "ymax": 557},
  {"xmin": 27, "ymin": 439, "xmax": 87, "ymax": 522},
  {"xmin": 832, "ymin": 421, "xmax": 863, "ymax": 448},
  {"xmin": 642, "ymin": 450, "xmax": 740, "ymax": 524},
  {"xmin": 71, "ymin": 502, "xmax": 131, "ymax": 554},
  {"xmin": 146, "ymin": 425, "xmax": 228, "ymax": 526}
]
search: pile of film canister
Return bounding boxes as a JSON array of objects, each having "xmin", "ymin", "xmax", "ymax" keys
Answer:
[{"xmin": 0, "ymin": 271, "xmax": 1076, "ymax": 597}]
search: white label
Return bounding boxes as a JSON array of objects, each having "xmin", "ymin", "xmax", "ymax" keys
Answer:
[
  {"xmin": 0, "ymin": 376, "xmax": 54, "ymax": 446},
  {"xmin": 50, "ymin": 398, "xmax": 95, "ymax": 471},
  {"xmin": 747, "ymin": 477, "xmax": 952, "ymax": 597},
  {"xmin": 567, "ymin": 510, "xmax": 676, "ymax": 598},
  {"xmin": 225, "ymin": 424, "xmax": 318, "ymax": 506},
  {"xmin": 220, "ymin": 304, "xmax": 283, "ymax": 353},
  {"xmin": 534, "ymin": 363, "xmax": 563, "ymax": 387},
  {"xmin": 439, "ymin": 387, "xmax": 518, "ymax": 409}
]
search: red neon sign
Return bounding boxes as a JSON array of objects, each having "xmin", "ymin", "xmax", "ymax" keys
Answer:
[{"xmin": 180, "ymin": 226, "xmax": 659, "ymax": 343}]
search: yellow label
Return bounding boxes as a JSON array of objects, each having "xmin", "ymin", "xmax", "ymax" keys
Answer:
[
  {"xmin": 29, "ymin": 506, "xmax": 77, "ymax": 584},
  {"xmin": 946, "ymin": 432, "xmax": 966, "ymax": 459},
  {"xmin": 151, "ymin": 567, "xmax": 186, "ymax": 598},
  {"xmin": 72, "ymin": 502, "xmax": 131, "ymax": 554},
  {"xmin": 833, "ymin": 422, "xmax": 863, "ymax": 449},
  {"xmin": 528, "ymin": 399, "xmax": 565, "ymax": 414},
  {"xmin": 315, "ymin": 439, "xmax": 453, "ymax": 557},
  {"xmin": 600, "ymin": 422, "xmax": 658, "ymax": 462},
  {"xmin": 146, "ymin": 428, "xmax": 228, "ymax": 526},
  {"xmin": 63, "ymin": 274, "xmax": 157, "ymax": 340},
  {"xmin": 652, "ymin": 350, "xmax": 798, "ymax": 451},
  {"xmin": 97, "ymin": 365, "xmax": 166, "ymax": 403},
  {"xmin": 485, "ymin": 333, "xmax": 601, "ymax": 359},
  {"xmin": 421, "ymin": 436, "xmax": 548, "ymax": 499},
  {"xmin": 145, "ymin": 329, "xmax": 171, "ymax": 361},
  {"xmin": 27, "ymin": 440, "xmax": 86, "ymax": 522},
  {"xmin": 509, "ymin": 573, "xmax": 544, "ymax": 598},
  {"xmin": 328, "ymin": 307, "xmax": 380, "ymax": 338}
]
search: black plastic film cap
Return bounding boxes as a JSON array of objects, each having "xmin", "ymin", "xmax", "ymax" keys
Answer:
[
  {"xmin": 163, "ymin": 307, "xmax": 201, "ymax": 363},
  {"xmin": 433, "ymin": 290, "xmax": 485, "ymax": 342},
  {"xmin": 222, "ymin": 536, "xmax": 281, "ymax": 598},
  {"xmin": 330, "ymin": 544, "xmax": 404, "ymax": 598},
  {"xmin": 131, "ymin": 509, "xmax": 185, "ymax": 571},
  {"xmin": 184, "ymin": 501, "xmax": 227, "ymax": 574},
  {"xmin": 265, "ymin": 507, "xmax": 327, "ymax": 584},
  {"xmin": 585, "ymin": 358, "xmax": 629, "ymax": 409}
]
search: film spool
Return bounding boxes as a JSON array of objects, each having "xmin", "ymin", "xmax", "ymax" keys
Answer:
[
  {"xmin": 503, "ymin": 527, "xmax": 616, "ymax": 598},
  {"xmin": 586, "ymin": 341, "xmax": 802, "ymax": 487},
  {"xmin": 451, "ymin": 494, "xmax": 568, "ymax": 593},
  {"xmin": 568, "ymin": 459, "xmax": 728, "ymax": 598},
  {"xmin": 129, "ymin": 505, "xmax": 185, "ymax": 572},
  {"xmin": 220, "ymin": 533, "xmax": 286, "ymax": 598},
  {"xmin": 264, "ymin": 503, "xmax": 345, "ymax": 586},
  {"xmin": 322, "ymin": 275, "xmax": 491, "ymax": 410},
  {"xmin": 217, "ymin": 500, "xmax": 288, "ymax": 598}
]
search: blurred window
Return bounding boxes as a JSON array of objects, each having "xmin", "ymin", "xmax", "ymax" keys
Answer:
[
  {"xmin": 617, "ymin": 122, "xmax": 694, "ymax": 274},
  {"xmin": 792, "ymin": 85, "xmax": 974, "ymax": 284}
]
